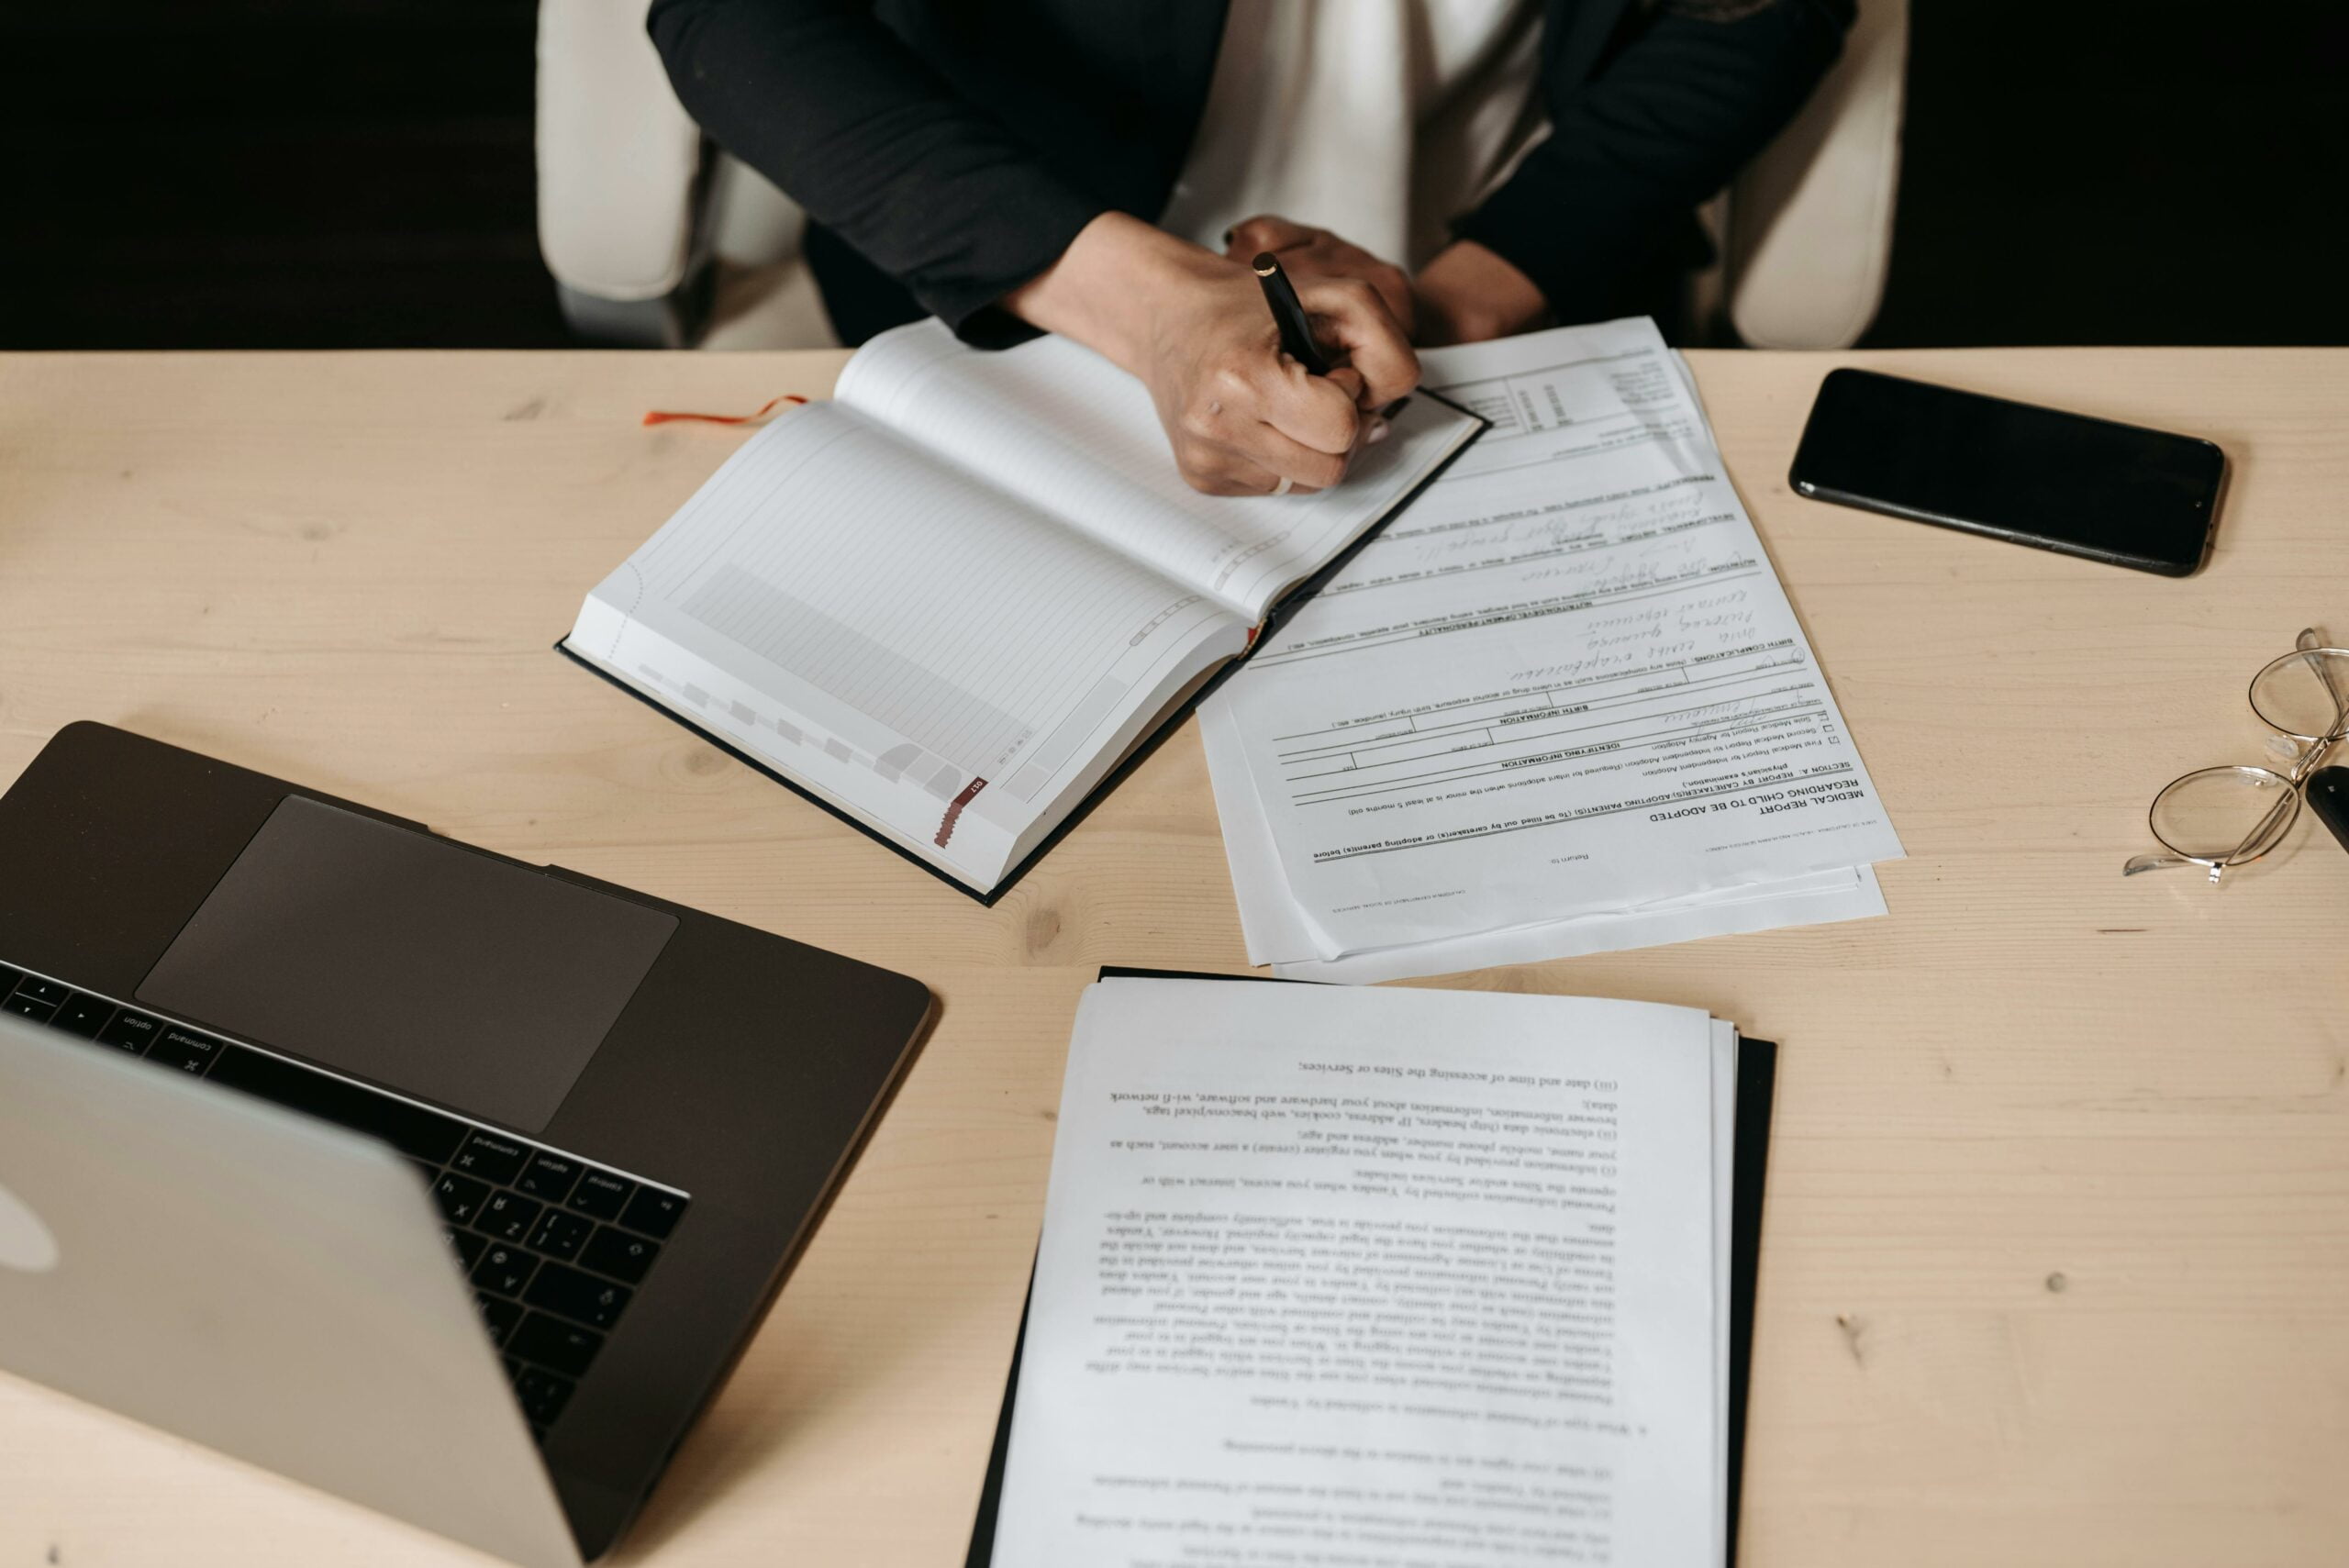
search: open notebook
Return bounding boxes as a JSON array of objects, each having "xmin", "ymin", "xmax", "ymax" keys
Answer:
[{"xmin": 562, "ymin": 320, "xmax": 1483, "ymax": 900}]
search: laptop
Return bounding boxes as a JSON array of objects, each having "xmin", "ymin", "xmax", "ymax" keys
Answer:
[{"xmin": 0, "ymin": 722, "xmax": 937, "ymax": 1561}]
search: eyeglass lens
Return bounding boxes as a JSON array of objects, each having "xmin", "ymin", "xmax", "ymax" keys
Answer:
[
  {"xmin": 2148, "ymin": 765, "xmax": 2299, "ymax": 863},
  {"xmin": 2249, "ymin": 647, "xmax": 2349, "ymax": 743}
]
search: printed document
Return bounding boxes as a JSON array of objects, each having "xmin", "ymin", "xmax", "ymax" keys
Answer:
[
  {"xmin": 988, "ymin": 978, "xmax": 1741, "ymax": 1567},
  {"xmin": 1201, "ymin": 318, "xmax": 1902, "ymax": 970}
]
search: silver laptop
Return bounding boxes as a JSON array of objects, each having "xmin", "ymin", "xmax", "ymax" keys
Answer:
[{"xmin": 0, "ymin": 1009, "xmax": 582, "ymax": 1566}]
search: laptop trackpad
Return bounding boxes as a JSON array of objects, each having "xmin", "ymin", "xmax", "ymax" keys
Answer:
[{"xmin": 139, "ymin": 795, "xmax": 678, "ymax": 1133}]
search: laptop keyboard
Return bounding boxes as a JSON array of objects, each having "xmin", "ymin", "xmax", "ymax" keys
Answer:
[{"xmin": 0, "ymin": 960, "xmax": 689, "ymax": 1440}]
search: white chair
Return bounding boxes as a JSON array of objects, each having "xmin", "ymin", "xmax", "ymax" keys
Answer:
[{"xmin": 535, "ymin": 0, "xmax": 1907, "ymax": 351}]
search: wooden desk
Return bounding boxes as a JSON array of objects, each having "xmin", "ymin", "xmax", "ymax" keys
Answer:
[{"xmin": 0, "ymin": 347, "xmax": 2342, "ymax": 1568}]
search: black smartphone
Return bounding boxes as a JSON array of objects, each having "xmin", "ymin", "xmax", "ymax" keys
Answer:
[{"xmin": 1788, "ymin": 368, "xmax": 2226, "ymax": 576}]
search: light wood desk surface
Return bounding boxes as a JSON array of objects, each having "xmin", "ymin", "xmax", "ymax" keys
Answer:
[{"xmin": 0, "ymin": 346, "xmax": 2343, "ymax": 1568}]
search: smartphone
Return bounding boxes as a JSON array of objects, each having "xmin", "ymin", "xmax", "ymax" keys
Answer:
[{"xmin": 1788, "ymin": 368, "xmax": 2226, "ymax": 576}]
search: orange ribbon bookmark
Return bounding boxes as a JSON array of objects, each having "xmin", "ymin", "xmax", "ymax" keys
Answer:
[{"xmin": 640, "ymin": 395, "xmax": 808, "ymax": 428}]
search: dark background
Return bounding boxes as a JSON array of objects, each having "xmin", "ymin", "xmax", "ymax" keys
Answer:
[{"xmin": 3, "ymin": 0, "xmax": 2343, "ymax": 350}]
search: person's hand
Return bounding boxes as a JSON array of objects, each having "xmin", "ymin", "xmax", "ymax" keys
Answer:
[
  {"xmin": 1226, "ymin": 214, "xmax": 1548, "ymax": 348},
  {"xmin": 1411, "ymin": 239, "xmax": 1549, "ymax": 346},
  {"xmin": 1222, "ymin": 216, "xmax": 1417, "ymax": 340},
  {"xmin": 1005, "ymin": 213, "xmax": 1418, "ymax": 495}
]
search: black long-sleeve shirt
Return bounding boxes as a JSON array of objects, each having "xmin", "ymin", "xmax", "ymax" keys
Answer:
[{"xmin": 647, "ymin": 0, "xmax": 1852, "ymax": 344}]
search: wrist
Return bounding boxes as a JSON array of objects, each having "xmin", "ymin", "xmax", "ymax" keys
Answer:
[
  {"xmin": 1413, "ymin": 240, "xmax": 1548, "ymax": 347},
  {"xmin": 1004, "ymin": 213, "xmax": 1225, "ymax": 373}
]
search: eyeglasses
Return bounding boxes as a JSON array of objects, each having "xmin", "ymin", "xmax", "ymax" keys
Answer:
[{"xmin": 2124, "ymin": 628, "xmax": 2349, "ymax": 884}]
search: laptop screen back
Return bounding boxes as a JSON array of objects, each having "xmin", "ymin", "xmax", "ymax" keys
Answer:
[
  {"xmin": 139, "ymin": 795, "xmax": 676, "ymax": 1132},
  {"xmin": 0, "ymin": 1009, "xmax": 581, "ymax": 1568}
]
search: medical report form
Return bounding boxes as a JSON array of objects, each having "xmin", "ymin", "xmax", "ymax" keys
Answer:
[{"xmin": 1201, "ymin": 318, "xmax": 1903, "ymax": 972}]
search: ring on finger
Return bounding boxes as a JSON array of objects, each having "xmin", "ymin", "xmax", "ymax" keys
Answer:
[{"xmin": 1272, "ymin": 475, "xmax": 1295, "ymax": 496}]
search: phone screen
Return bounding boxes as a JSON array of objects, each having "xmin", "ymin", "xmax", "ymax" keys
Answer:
[{"xmin": 1788, "ymin": 369, "xmax": 2224, "ymax": 575}]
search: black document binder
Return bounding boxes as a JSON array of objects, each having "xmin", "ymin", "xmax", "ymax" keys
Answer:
[{"xmin": 963, "ymin": 969, "xmax": 1780, "ymax": 1565}]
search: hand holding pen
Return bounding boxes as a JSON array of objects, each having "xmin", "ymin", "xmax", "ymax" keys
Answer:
[{"xmin": 1001, "ymin": 213, "xmax": 1418, "ymax": 496}]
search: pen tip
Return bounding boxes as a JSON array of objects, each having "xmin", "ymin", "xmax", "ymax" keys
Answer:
[{"xmin": 1252, "ymin": 252, "xmax": 1279, "ymax": 276}]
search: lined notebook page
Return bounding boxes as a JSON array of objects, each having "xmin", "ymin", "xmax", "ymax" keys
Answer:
[
  {"xmin": 836, "ymin": 320, "xmax": 1479, "ymax": 623},
  {"xmin": 570, "ymin": 404, "xmax": 1247, "ymax": 884}
]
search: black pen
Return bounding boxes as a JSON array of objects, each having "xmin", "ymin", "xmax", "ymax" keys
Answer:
[{"xmin": 1252, "ymin": 252, "xmax": 1332, "ymax": 376}]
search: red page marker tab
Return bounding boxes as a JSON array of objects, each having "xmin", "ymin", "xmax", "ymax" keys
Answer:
[
  {"xmin": 640, "ymin": 395, "xmax": 807, "ymax": 428},
  {"xmin": 935, "ymin": 778, "xmax": 988, "ymax": 849}
]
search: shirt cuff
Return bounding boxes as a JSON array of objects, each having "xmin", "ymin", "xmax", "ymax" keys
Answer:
[
  {"xmin": 1451, "ymin": 172, "xmax": 1683, "ymax": 327},
  {"xmin": 911, "ymin": 186, "xmax": 1108, "ymax": 350}
]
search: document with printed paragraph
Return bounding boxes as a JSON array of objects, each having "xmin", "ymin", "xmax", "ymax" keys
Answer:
[
  {"xmin": 1200, "ymin": 318, "xmax": 1902, "ymax": 975},
  {"xmin": 562, "ymin": 319, "xmax": 1483, "ymax": 899},
  {"xmin": 981, "ymin": 977, "xmax": 1755, "ymax": 1568}
]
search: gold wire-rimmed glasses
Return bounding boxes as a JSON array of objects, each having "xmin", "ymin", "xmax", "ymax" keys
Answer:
[{"xmin": 2124, "ymin": 628, "xmax": 2349, "ymax": 884}]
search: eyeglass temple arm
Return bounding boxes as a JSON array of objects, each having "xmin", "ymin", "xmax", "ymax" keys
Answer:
[{"xmin": 2300, "ymin": 626, "xmax": 2349, "ymax": 722}]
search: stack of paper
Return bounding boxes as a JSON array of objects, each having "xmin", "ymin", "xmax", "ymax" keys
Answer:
[
  {"xmin": 1201, "ymin": 318, "xmax": 1903, "ymax": 981},
  {"xmin": 981, "ymin": 977, "xmax": 1753, "ymax": 1567}
]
